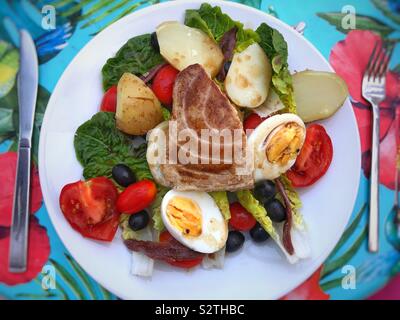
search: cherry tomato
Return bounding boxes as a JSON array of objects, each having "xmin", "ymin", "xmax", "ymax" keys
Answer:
[
  {"xmin": 159, "ymin": 230, "xmax": 174, "ymax": 243},
  {"xmin": 100, "ymin": 85, "xmax": 117, "ymax": 112},
  {"xmin": 287, "ymin": 124, "xmax": 333, "ymax": 187},
  {"xmin": 243, "ymin": 113, "xmax": 265, "ymax": 131},
  {"xmin": 59, "ymin": 177, "xmax": 119, "ymax": 241},
  {"xmin": 116, "ymin": 180, "xmax": 157, "ymax": 214},
  {"xmin": 159, "ymin": 231, "xmax": 203, "ymax": 268},
  {"xmin": 151, "ymin": 65, "xmax": 179, "ymax": 105},
  {"xmin": 229, "ymin": 202, "xmax": 256, "ymax": 231}
]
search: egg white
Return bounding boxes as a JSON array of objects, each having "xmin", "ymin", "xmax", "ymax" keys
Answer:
[
  {"xmin": 161, "ymin": 190, "xmax": 228, "ymax": 254},
  {"xmin": 248, "ymin": 113, "xmax": 306, "ymax": 181}
]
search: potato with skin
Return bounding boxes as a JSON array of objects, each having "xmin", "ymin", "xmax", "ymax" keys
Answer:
[
  {"xmin": 293, "ymin": 71, "xmax": 349, "ymax": 122},
  {"xmin": 156, "ymin": 21, "xmax": 224, "ymax": 77},
  {"xmin": 225, "ymin": 43, "xmax": 272, "ymax": 108},
  {"xmin": 116, "ymin": 73, "xmax": 163, "ymax": 135}
]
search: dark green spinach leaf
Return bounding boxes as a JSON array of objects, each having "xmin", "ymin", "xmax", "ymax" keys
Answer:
[
  {"xmin": 101, "ymin": 34, "xmax": 164, "ymax": 91},
  {"xmin": 74, "ymin": 112, "xmax": 152, "ymax": 180}
]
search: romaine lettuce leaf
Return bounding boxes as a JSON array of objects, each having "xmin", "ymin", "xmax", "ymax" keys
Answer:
[
  {"xmin": 120, "ymin": 214, "xmax": 137, "ymax": 240},
  {"xmin": 161, "ymin": 106, "xmax": 171, "ymax": 121},
  {"xmin": 256, "ymin": 23, "xmax": 296, "ymax": 113},
  {"xmin": 276, "ymin": 174, "xmax": 304, "ymax": 228},
  {"xmin": 236, "ymin": 190, "xmax": 276, "ymax": 238},
  {"xmin": 209, "ymin": 191, "xmax": 230, "ymax": 220},
  {"xmin": 185, "ymin": 3, "xmax": 260, "ymax": 52},
  {"xmin": 151, "ymin": 186, "xmax": 169, "ymax": 232},
  {"xmin": 120, "ymin": 214, "xmax": 155, "ymax": 277}
]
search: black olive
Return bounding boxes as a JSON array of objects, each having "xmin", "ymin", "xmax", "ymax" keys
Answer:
[
  {"xmin": 150, "ymin": 32, "xmax": 160, "ymax": 52},
  {"xmin": 250, "ymin": 223, "xmax": 270, "ymax": 243},
  {"xmin": 128, "ymin": 211, "xmax": 149, "ymax": 231},
  {"xmin": 254, "ymin": 180, "xmax": 276, "ymax": 204},
  {"xmin": 226, "ymin": 230, "xmax": 245, "ymax": 253},
  {"xmin": 112, "ymin": 164, "xmax": 136, "ymax": 187},
  {"xmin": 264, "ymin": 199, "xmax": 286, "ymax": 222},
  {"xmin": 223, "ymin": 61, "xmax": 232, "ymax": 74}
]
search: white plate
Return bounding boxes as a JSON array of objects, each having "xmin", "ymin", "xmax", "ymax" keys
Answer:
[{"xmin": 39, "ymin": 0, "xmax": 360, "ymax": 299}]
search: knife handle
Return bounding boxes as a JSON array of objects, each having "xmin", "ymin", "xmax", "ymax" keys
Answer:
[{"xmin": 9, "ymin": 146, "xmax": 31, "ymax": 273}]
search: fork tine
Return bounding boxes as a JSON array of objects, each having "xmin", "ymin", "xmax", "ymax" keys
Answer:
[
  {"xmin": 365, "ymin": 41, "xmax": 380, "ymax": 79},
  {"xmin": 377, "ymin": 42, "xmax": 395, "ymax": 80},
  {"xmin": 370, "ymin": 43, "xmax": 386, "ymax": 80}
]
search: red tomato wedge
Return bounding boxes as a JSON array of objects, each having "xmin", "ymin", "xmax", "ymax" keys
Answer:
[
  {"xmin": 59, "ymin": 177, "xmax": 120, "ymax": 241},
  {"xmin": 100, "ymin": 85, "xmax": 117, "ymax": 112},
  {"xmin": 243, "ymin": 113, "xmax": 266, "ymax": 132},
  {"xmin": 116, "ymin": 180, "xmax": 157, "ymax": 214},
  {"xmin": 229, "ymin": 202, "xmax": 256, "ymax": 231},
  {"xmin": 287, "ymin": 124, "xmax": 333, "ymax": 187},
  {"xmin": 151, "ymin": 65, "xmax": 179, "ymax": 105},
  {"xmin": 159, "ymin": 231, "xmax": 203, "ymax": 268}
]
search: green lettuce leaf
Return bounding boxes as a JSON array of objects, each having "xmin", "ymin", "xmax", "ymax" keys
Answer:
[
  {"xmin": 185, "ymin": 3, "xmax": 260, "ymax": 52},
  {"xmin": 161, "ymin": 106, "xmax": 171, "ymax": 121},
  {"xmin": 256, "ymin": 23, "xmax": 296, "ymax": 113},
  {"xmin": 209, "ymin": 191, "xmax": 230, "ymax": 220},
  {"xmin": 276, "ymin": 174, "xmax": 303, "ymax": 227},
  {"xmin": 74, "ymin": 112, "xmax": 152, "ymax": 180},
  {"xmin": 120, "ymin": 214, "xmax": 136, "ymax": 241},
  {"xmin": 236, "ymin": 190, "xmax": 276, "ymax": 238},
  {"xmin": 151, "ymin": 186, "xmax": 169, "ymax": 232},
  {"xmin": 101, "ymin": 34, "xmax": 164, "ymax": 91}
]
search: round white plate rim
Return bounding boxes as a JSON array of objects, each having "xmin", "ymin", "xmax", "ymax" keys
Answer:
[{"xmin": 39, "ymin": 0, "xmax": 361, "ymax": 300}]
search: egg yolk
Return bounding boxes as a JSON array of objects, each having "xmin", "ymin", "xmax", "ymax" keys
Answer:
[
  {"xmin": 166, "ymin": 196, "xmax": 202, "ymax": 237},
  {"xmin": 266, "ymin": 122, "xmax": 304, "ymax": 165}
]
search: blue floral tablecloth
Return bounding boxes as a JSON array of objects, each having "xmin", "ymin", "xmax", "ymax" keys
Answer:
[{"xmin": 0, "ymin": 0, "xmax": 399, "ymax": 300}]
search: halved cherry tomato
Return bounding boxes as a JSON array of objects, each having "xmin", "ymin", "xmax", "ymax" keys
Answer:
[
  {"xmin": 59, "ymin": 177, "xmax": 119, "ymax": 241},
  {"xmin": 116, "ymin": 180, "xmax": 157, "ymax": 214},
  {"xmin": 100, "ymin": 85, "xmax": 117, "ymax": 112},
  {"xmin": 229, "ymin": 202, "xmax": 256, "ymax": 231},
  {"xmin": 243, "ymin": 113, "xmax": 265, "ymax": 132},
  {"xmin": 151, "ymin": 65, "xmax": 179, "ymax": 105},
  {"xmin": 159, "ymin": 231, "xmax": 203, "ymax": 268},
  {"xmin": 287, "ymin": 124, "xmax": 333, "ymax": 187}
]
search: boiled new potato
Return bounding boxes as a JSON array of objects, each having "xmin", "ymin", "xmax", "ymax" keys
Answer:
[
  {"xmin": 225, "ymin": 43, "xmax": 272, "ymax": 108},
  {"xmin": 156, "ymin": 21, "xmax": 223, "ymax": 77},
  {"xmin": 116, "ymin": 72, "xmax": 163, "ymax": 135},
  {"xmin": 254, "ymin": 88, "xmax": 285, "ymax": 117},
  {"xmin": 293, "ymin": 71, "xmax": 349, "ymax": 122}
]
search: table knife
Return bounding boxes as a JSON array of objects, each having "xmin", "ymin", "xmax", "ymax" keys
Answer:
[{"xmin": 9, "ymin": 30, "xmax": 38, "ymax": 273}]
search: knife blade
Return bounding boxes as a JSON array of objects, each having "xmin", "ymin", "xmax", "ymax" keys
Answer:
[{"xmin": 9, "ymin": 30, "xmax": 38, "ymax": 273}]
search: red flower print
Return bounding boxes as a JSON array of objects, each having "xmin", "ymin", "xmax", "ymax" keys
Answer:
[
  {"xmin": 330, "ymin": 30, "xmax": 400, "ymax": 190},
  {"xmin": 281, "ymin": 267, "xmax": 330, "ymax": 300},
  {"xmin": 0, "ymin": 216, "xmax": 50, "ymax": 285},
  {"xmin": 0, "ymin": 152, "xmax": 43, "ymax": 226}
]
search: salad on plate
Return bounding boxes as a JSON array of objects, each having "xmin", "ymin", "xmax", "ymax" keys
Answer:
[{"xmin": 58, "ymin": 3, "xmax": 349, "ymax": 277}]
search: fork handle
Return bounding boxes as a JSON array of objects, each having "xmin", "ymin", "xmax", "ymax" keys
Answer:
[{"xmin": 368, "ymin": 104, "xmax": 380, "ymax": 252}]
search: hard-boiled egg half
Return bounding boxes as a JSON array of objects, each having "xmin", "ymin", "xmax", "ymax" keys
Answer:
[
  {"xmin": 248, "ymin": 113, "xmax": 306, "ymax": 181},
  {"xmin": 161, "ymin": 190, "xmax": 228, "ymax": 253}
]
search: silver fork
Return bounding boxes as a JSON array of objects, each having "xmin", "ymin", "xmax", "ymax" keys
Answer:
[{"xmin": 362, "ymin": 40, "xmax": 395, "ymax": 253}]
